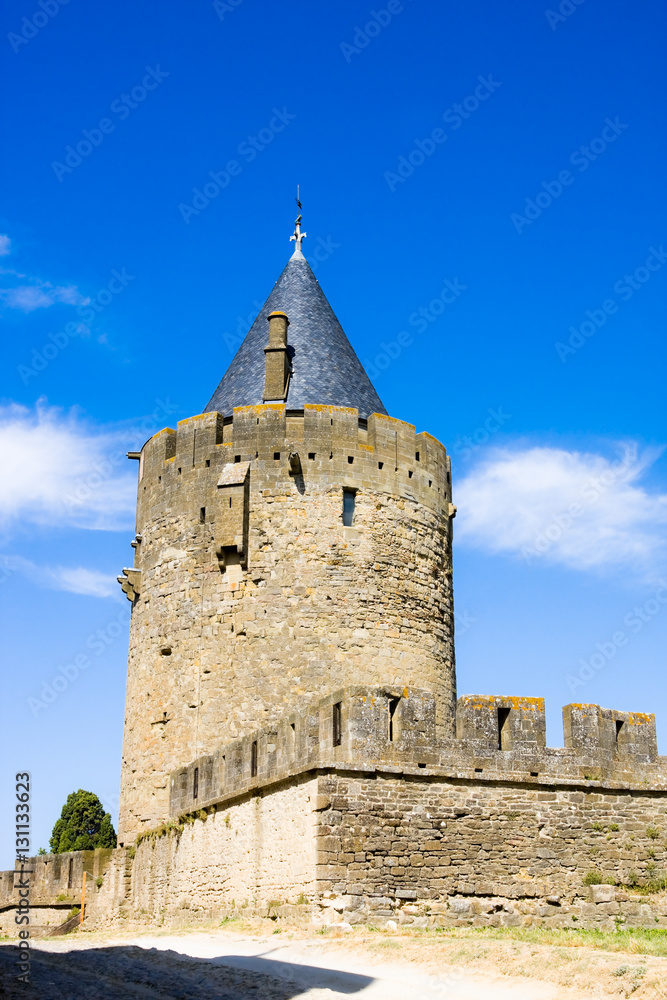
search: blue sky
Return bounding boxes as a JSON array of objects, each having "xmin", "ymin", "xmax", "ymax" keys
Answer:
[{"xmin": 0, "ymin": 0, "xmax": 665, "ymax": 865}]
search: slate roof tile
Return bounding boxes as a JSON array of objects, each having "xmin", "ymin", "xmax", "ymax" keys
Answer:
[{"xmin": 204, "ymin": 256, "xmax": 387, "ymax": 420}]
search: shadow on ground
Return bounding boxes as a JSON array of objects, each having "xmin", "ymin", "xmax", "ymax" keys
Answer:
[{"xmin": 0, "ymin": 942, "xmax": 374, "ymax": 999}]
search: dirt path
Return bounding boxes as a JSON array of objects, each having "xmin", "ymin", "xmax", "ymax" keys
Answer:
[{"xmin": 0, "ymin": 928, "xmax": 627, "ymax": 1000}]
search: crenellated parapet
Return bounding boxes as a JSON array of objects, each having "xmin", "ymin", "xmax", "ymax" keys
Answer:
[
  {"xmin": 168, "ymin": 687, "xmax": 666, "ymax": 820},
  {"xmin": 133, "ymin": 404, "xmax": 451, "ymax": 522},
  {"xmin": 563, "ymin": 703, "xmax": 658, "ymax": 763}
]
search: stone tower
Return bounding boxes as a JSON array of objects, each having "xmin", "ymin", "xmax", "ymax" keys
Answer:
[{"xmin": 117, "ymin": 219, "xmax": 456, "ymax": 845}]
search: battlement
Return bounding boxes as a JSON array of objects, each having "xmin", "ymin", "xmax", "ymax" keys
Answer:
[
  {"xmin": 135, "ymin": 404, "xmax": 450, "ymax": 517},
  {"xmin": 169, "ymin": 687, "xmax": 665, "ymax": 819},
  {"xmin": 564, "ymin": 703, "xmax": 658, "ymax": 761},
  {"xmin": 456, "ymin": 695, "xmax": 547, "ymax": 749}
]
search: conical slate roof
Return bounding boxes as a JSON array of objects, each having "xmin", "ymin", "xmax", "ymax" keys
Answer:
[{"xmin": 204, "ymin": 255, "xmax": 387, "ymax": 419}]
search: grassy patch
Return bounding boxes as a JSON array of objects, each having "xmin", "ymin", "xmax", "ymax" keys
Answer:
[{"xmin": 397, "ymin": 925, "xmax": 667, "ymax": 957}]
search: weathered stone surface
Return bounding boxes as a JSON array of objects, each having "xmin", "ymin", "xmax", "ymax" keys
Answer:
[{"xmin": 118, "ymin": 406, "xmax": 455, "ymax": 843}]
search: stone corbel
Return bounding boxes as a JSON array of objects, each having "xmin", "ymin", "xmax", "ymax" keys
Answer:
[{"xmin": 117, "ymin": 567, "xmax": 141, "ymax": 601}]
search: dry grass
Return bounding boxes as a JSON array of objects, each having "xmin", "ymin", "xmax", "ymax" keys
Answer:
[{"xmin": 313, "ymin": 924, "xmax": 667, "ymax": 999}]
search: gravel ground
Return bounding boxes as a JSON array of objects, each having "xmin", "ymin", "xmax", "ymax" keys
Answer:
[{"xmin": 0, "ymin": 930, "xmax": 580, "ymax": 1000}]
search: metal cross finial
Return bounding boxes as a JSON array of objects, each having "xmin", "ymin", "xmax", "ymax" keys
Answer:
[{"xmin": 290, "ymin": 214, "xmax": 307, "ymax": 257}]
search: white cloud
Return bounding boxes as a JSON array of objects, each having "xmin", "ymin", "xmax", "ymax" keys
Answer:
[
  {"xmin": 1, "ymin": 555, "xmax": 119, "ymax": 598},
  {"xmin": 0, "ymin": 235, "xmax": 10, "ymax": 256},
  {"xmin": 455, "ymin": 442, "xmax": 667, "ymax": 580},
  {"xmin": 0, "ymin": 403, "xmax": 138, "ymax": 532},
  {"xmin": 0, "ymin": 278, "xmax": 84, "ymax": 312}
]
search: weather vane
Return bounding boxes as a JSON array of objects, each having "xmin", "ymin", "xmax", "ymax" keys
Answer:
[{"xmin": 290, "ymin": 185, "xmax": 307, "ymax": 256}]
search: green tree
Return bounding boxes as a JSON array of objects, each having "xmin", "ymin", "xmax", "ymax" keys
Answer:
[{"xmin": 49, "ymin": 790, "xmax": 117, "ymax": 853}]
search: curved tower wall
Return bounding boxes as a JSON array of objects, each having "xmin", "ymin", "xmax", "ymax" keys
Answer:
[{"xmin": 117, "ymin": 404, "xmax": 455, "ymax": 844}]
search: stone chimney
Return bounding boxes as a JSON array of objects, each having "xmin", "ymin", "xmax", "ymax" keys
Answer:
[{"xmin": 263, "ymin": 311, "xmax": 291, "ymax": 401}]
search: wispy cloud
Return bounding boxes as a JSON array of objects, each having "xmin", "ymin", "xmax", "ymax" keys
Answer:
[
  {"xmin": 0, "ymin": 236, "xmax": 86, "ymax": 311},
  {"xmin": 1, "ymin": 555, "xmax": 119, "ymax": 598},
  {"xmin": 455, "ymin": 441, "xmax": 667, "ymax": 581},
  {"xmin": 0, "ymin": 402, "xmax": 137, "ymax": 533},
  {"xmin": 0, "ymin": 276, "xmax": 85, "ymax": 312}
]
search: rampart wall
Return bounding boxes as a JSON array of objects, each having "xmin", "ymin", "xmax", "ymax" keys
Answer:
[{"xmin": 3, "ymin": 687, "xmax": 666, "ymax": 933}]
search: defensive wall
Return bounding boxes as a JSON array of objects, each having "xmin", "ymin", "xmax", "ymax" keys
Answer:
[{"xmin": 6, "ymin": 688, "xmax": 666, "ymax": 933}]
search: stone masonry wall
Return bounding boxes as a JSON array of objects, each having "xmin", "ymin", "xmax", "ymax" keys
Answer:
[
  {"xmin": 97, "ymin": 774, "xmax": 319, "ymax": 927},
  {"xmin": 0, "ymin": 848, "xmax": 115, "ymax": 935},
  {"xmin": 315, "ymin": 771, "xmax": 667, "ymax": 928},
  {"xmin": 118, "ymin": 404, "xmax": 455, "ymax": 843}
]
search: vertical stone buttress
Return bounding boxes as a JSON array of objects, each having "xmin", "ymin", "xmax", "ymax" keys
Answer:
[{"xmin": 117, "ymin": 405, "xmax": 455, "ymax": 844}]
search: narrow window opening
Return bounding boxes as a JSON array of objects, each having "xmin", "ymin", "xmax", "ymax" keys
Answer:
[
  {"xmin": 474, "ymin": 767, "xmax": 483, "ymax": 773},
  {"xmin": 530, "ymin": 771, "xmax": 539, "ymax": 777},
  {"xmin": 615, "ymin": 719, "xmax": 624, "ymax": 743},
  {"xmin": 332, "ymin": 702, "xmax": 342, "ymax": 746},
  {"xmin": 158, "ymin": 475, "xmax": 161, "ymax": 482},
  {"xmin": 193, "ymin": 767, "xmax": 199, "ymax": 800},
  {"xmin": 497, "ymin": 707, "xmax": 511, "ymax": 750},
  {"xmin": 205, "ymin": 459, "xmax": 210, "ymax": 468},
  {"xmin": 329, "ymin": 451, "xmax": 333, "ymax": 459},
  {"xmin": 416, "ymin": 451, "xmax": 420, "ymax": 461},
  {"xmin": 347, "ymin": 455, "xmax": 354, "ymax": 464},
  {"xmin": 251, "ymin": 740, "xmax": 258, "ymax": 776},
  {"xmin": 273, "ymin": 452, "xmax": 280, "ymax": 460},
  {"xmin": 255, "ymin": 451, "xmax": 258, "ymax": 458},
  {"xmin": 429, "ymin": 480, "xmax": 432, "ymax": 487},
  {"xmin": 417, "ymin": 763, "xmax": 426, "ymax": 769},
  {"xmin": 234, "ymin": 455, "xmax": 241, "ymax": 463},
  {"xmin": 67, "ymin": 858, "xmax": 73, "ymax": 888},
  {"xmin": 199, "ymin": 507, "xmax": 206, "ymax": 524},
  {"xmin": 342, "ymin": 489, "xmax": 356, "ymax": 526},
  {"xmin": 177, "ymin": 467, "xmax": 182, "ymax": 475},
  {"xmin": 408, "ymin": 470, "xmax": 413, "ymax": 478},
  {"xmin": 308, "ymin": 452, "xmax": 315, "ymax": 460},
  {"xmin": 378, "ymin": 461, "xmax": 383, "ymax": 470},
  {"xmin": 388, "ymin": 697, "xmax": 400, "ymax": 742},
  {"xmin": 330, "ymin": 418, "xmax": 333, "ymax": 425},
  {"xmin": 256, "ymin": 418, "xmax": 259, "ymax": 424},
  {"xmin": 228, "ymin": 496, "xmax": 232, "ymax": 508}
]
